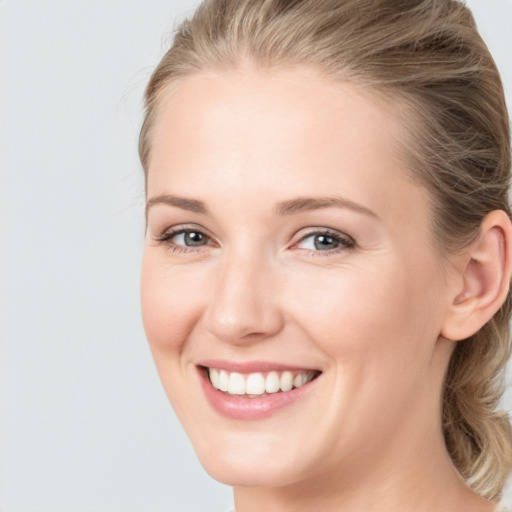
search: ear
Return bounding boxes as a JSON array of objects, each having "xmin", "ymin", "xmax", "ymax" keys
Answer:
[{"xmin": 441, "ymin": 210, "xmax": 512, "ymax": 342}]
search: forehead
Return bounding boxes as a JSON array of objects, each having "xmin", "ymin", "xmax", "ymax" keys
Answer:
[
  {"xmin": 147, "ymin": 64, "xmax": 427, "ymax": 226},
  {"xmin": 150, "ymin": 65, "xmax": 405, "ymax": 165}
]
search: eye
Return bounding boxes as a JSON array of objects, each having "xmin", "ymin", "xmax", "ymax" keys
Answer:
[
  {"xmin": 154, "ymin": 226, "xmax": 214, "ymax": 251},
  {"xmin": 171, "ymin": 230, "xmax": 209, "ymax": 247},
  {"xmin": 294, "ymin": 230, "xmax": 355, "ymax": 253}
]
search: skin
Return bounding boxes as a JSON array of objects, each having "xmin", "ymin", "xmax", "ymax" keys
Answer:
[{"xmin": 141, "ymin": 64, "xmax": 509, "ymax": 512}]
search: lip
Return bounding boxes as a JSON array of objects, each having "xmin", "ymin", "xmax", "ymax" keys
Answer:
[
  {"xmin": 198, "ymin": 359, "xmax": 317, "ymax": 373},
  {"xmin": 197, "ymin": 363, "xmax": 321, "ymax": 420}
]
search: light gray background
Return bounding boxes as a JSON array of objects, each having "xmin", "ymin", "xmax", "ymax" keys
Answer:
[{"xmin": 1, "ymin": 1, "xmax": 511, "ymax": 511}]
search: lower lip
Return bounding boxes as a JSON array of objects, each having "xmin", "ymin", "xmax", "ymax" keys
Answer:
[{"xmin": 198, "ymin": 368, "xmax": 319, "ymax": 420}]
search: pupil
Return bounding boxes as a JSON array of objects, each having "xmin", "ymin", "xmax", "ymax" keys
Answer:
[
  {"xmin": 314, "ymin": 235, "xmax": 338, "ymax": 250},
  {"xmin": 185, "ymin": 232, "xmax": 205, "ymax": 246}
]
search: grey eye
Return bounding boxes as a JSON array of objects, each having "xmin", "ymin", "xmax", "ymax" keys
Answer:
[
  {"xmin": 312, "ymin": 234, "xmax": 340, "ymax": 250},
  {"xmin": 173, "ymin": 230, "xmax": 209, "ymax": 246},
  {"xmin": 297, "ymin": 233, "xmax": 342, "ymax": 251}
]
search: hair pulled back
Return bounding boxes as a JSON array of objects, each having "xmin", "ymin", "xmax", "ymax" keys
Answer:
[{"xmin": 139, "ymin": 0, "xmax": 512, "ymax": 499}]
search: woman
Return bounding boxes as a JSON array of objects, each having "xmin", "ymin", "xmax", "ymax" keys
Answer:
[{"xmin": 139, "ymin": 1, "xmax": 512, "ymax": 510}]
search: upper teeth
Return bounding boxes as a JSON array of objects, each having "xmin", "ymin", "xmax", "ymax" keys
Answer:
[{"xmin": 208, "ymin": 368, "xmax": 317, "ymax": 396}]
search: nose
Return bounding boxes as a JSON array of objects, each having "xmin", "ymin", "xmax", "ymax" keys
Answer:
[{"xmin": 202, "ymin": 252, "xmax": 285, "ymax": 345}]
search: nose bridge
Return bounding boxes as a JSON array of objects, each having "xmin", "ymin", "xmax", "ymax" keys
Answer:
[{"xmin": 204, "ymin": 243, "xmax": 283, "ymax": 343}]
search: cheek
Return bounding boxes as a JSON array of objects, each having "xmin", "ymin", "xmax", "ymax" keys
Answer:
[
  {"xmin": 140, "ymin": 253, "xmax": 205, "ymax": 353},
  {"xmin": 283, "ymin": 259, "xmax": 446, "ymax": 447},
  {"xmin": 284, "ymin": 257, "xmax": 443, "ymax": 362},
  {"xmin": 140, "ymin": 254, "xmax": 209, "ymax": 422}
]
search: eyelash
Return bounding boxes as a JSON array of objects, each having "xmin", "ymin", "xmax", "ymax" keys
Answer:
[
  {"xmin": 293, "ymin": 229, "xmax": 356, "ymax": 256},
  {"xmin": 154, "ymin": 226, "xmax": 356, "ymax": 256},
  {"xmin": 154, "ymin": 225, "xmax": 214, "ymax": 254}
]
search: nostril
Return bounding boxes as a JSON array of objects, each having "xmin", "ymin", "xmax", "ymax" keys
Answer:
[{"xmin": 203, "ymin": 307, "xmax": 285, "ymax": 345}]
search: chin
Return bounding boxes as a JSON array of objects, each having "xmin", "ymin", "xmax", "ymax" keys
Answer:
[
  {"xmin": 191, "ymin": 430, "xmax": 312, "ymax": 488},
  {"xmin": 203, "ymin": 455, "xmax": 304, "ymax": 488}
]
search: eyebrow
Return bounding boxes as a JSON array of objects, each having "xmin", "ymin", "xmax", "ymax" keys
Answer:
[
  {"xmin": 146, "ymin": 194, "xmax": 208, "ymax": 217},
  {"xmin": 274, "ymin": 196, "xmax": 378, "ymax": 218},
  {"xmin": 146, "ymin": 194, "xmax": 377, "ymax": 219}
]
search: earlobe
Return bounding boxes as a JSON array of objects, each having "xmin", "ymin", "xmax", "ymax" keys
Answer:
[{"xmin": 441, "ymin": 210, "xmax": 512, "ymax": 342}]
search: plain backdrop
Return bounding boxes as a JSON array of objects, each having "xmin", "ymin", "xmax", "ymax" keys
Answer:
[{"xmin": 1, "ymin": 1, "xmax": 511, "ymax": 511}]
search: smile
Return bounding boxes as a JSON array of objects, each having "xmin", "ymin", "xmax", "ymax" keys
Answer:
[
  {"xmin": 207, "ymin": 368, "xmax": 318, "ymax": 397},
  {"xmin": 198, "ymin": 363, "xmax": 322, "ymax": 420}
]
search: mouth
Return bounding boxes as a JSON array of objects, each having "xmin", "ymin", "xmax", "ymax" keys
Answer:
[
  {"xmin": 197, "ymin": 362, "xmax": 322, "ymax": 420},
  {"xmin": 205, "ymin": 367, "xmax": 320, "ymax": 397}
]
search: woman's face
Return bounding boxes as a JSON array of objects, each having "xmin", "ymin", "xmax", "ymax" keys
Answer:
[{"xmin": 141, "ymin": 65, "xmax": 457, "ymax": 488}]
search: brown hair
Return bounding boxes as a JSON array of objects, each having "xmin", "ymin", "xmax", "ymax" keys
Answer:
[{"xmin": 139, "ymin": 0, "xmax": 512, "ymax": 499}]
